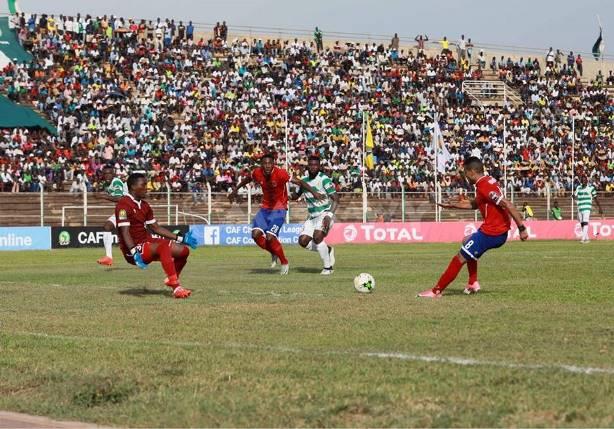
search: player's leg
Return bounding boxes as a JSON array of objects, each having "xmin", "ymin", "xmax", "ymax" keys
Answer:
[
  {"xmin": 252, "ymin": 209, "xmax": 271, "ymax": 253},
  {"xmin": 312, "ymin": 213, "xmax": 335, "ymax": 275},
  {"xmin": 97, "ymin": 216, "xmax": 116, "ymax": 266},
  {"xmin": 419, "ymin": 231, "xmax": 508, "ymax": 298},
  {"xmin": 299, "ymin": 217, "xmax": 316, "ymax": 251},
  {"xmin": 142, "ymin": 239, "xmax": 191, "ymax": 298},
  {"xmin": 170, "ymin": 242, "xmax": 190, "ymax": 277},
  {"xmin": 264, "ymin": 210, "xmax": 289, "ymax": 274},
  {"xmin": 418, "ymin": 232, "xmax": 476, "ymax": 298},
  {"xmin": 580, "ymin": 211, "xmax": 590, "ymax": 243},
  {"xmin": 462, "ymin": 234, "xmax": 479, "ymax": 294}
]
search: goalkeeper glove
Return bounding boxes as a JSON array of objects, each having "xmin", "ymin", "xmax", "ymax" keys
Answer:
[
  {"xmin": 130, "ymin": 247, "xmax": 148, "ymax": 269},
  {"xmin": 177, "ymin": 231, "xmax": 198, "ymax": 249}
]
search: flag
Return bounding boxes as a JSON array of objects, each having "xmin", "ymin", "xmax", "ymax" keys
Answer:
[
  {"xmin": 592, "ymin": 27, "xmax": 604, "ymax": 61},
  {"xmin": 365, "ymin": 112, "xmax": 374, "ymax": 149},
  {"xmin": 364, "ymin": 112, "xmax": 375, "ymax": 170},
  {"xmin": 432, "ymin": 115, "xmax": 451, "ymax": 173},
  {"xmin": 365, "ymin": 153, "xmax": 375, "ymax": 170}
]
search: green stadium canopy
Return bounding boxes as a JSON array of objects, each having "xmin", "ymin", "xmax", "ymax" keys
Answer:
[
  {"xmin": 0, "ymin": 0, "xmax": 20, "ymax": 14},
  {"xmin": 0, "ymin": 15, "xmax": 32, "ymax": 67},
  {"xmin": 0, "ymin": 95, "xmax": 57, "ymax": 134}
]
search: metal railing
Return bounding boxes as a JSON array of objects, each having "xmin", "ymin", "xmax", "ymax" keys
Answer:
[
  {"xmin": 1, "ymin": 185, "xmax": 612, "ymax": 226},
  {"xmin": 462, "ymin": 80, "xmax": 523, "ymax": 106}
]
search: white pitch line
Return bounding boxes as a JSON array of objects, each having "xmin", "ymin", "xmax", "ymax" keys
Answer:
[{"xmin": 11, "ymin": 331, "xmax": 614, "ymax": 376}]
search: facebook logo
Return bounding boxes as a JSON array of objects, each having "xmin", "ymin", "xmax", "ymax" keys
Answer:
[{"xmin": 203, "ymin": 226, "xmax": 220, "ymax": 245}]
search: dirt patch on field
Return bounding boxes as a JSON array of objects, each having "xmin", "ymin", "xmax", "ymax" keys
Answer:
[{"xmin": 0, "ymin": 411, "xmax": 105, "ymax": 428}]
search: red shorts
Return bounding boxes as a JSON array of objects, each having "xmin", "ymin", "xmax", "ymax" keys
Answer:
[{"xmin": 122, "ymin": 238, "xmax": 173, "ymax": 265}]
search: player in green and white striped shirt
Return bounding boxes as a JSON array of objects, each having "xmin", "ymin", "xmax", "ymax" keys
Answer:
[
  {"xmin": 97, "ymin": 165, "xmax": 129, "ymax": 265},
  {"xmin": 574, "ymin": 176, "xmax": 603, "ymax": 243},
  {"xmin": 293, "ymin": 155, "xmax": 339, "ymax": 275}
]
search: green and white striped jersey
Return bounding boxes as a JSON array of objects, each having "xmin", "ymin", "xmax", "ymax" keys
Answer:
[
  {"xmin": 301, "ymin": 172, "xmax": 336, "ymax": 218},
  {"xmin": 575, "ymin": 184, "xmax": 597, "ymax": 213},
  {"xmin": 107, "ymin": 177, "xmax": 128, "ymax": 198}
]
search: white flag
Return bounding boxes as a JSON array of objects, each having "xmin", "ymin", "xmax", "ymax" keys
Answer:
[{"xmin": 432, "ymin": 116, "xmax": 451, "ymax": 173}]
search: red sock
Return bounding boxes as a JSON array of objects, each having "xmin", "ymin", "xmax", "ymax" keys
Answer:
[
  {"xmin": 174, "ymin": 246, "xmax": 190, "ymax": 277},
  {"xmin": 254, "ymin": 234, "xmax": 268, "ymax": 251},
  {"xmin": 467, "ymin": 259, "xmax": 478, "ymax": 284},
  {"xmin": 157, "ymin": 240, "xmax": 177, "ymax": 279},
  {"xmin": 434, "ymin": 255, "xmax": 465, "ymax": 292},
  {"xmin": 266, "ymin": 237, "xmax": 288, "ymax": 265}
]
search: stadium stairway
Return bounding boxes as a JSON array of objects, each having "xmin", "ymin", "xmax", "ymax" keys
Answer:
[{"xmin": 463, "ymin": 69, "xmax": 524, "ymax": 107}]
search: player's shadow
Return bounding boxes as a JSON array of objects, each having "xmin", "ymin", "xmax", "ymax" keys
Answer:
[
  {"xmin": 248, "ymin": 268, "xmax": 276, "ymax": 274},
  {"xmin": 294, "ymin": 267, "xmax": 322, "ymax": 274},
  {"xmin": 443, "ymin": 289, "xmax": 497, "ymax": 296},
  {"xmin": 119, "ymin": 288, "xmax": 169, "ymax": 297}
]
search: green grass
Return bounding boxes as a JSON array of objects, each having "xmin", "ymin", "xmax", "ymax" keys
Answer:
[{"xmin": 1, "ymin": 241, "xmax": 613, "ymax": 427}]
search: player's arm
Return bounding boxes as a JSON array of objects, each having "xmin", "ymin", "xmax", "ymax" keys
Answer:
[
  {"xmin": 118, "ymin": 225, "xmax": 148, "ymax": 268},
  {"xmin": 437, "ymin": 196, "xmax": 477, "ymax": 210},
  {"xmin": 499, "ymin": 198, "xmax": 529, "ymax": 241},
  {"xmin": 119, "ymin": 225, "xmax": 136, "ymax": 251},
  {"xmin": 321, "ymin": 192, "xmax": 339, "ymax": 234},
  {"xmin": 290, "ymin": 177, "xmax": 325, "ymax": 200},
  {"xmin": 290, "ymin": 187, "xmax": 303, "ymax": 201},
  {"xmin": 148, "ymin": 222, "xmax": 198, "ymax": 249},
  {"xmin": 229, "ymin": 176, "xmax": 252, "ymax": 201},
  {"xmin": 148, "ymin": 222, "xmax": 180, "ymax": 240}
]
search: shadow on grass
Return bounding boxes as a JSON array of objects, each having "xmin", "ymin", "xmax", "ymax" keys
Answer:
[
  {"xmin": 443, "ymin": 289, "xmax": 497, "ymax": 296},
  {"xmin": 293, "ymin": 267, "xmax": 322, "ymax": 274},
  {"xmin": 248, "ymin": 268, "xmax": 276, "ymax": 274},
  {"xmin": 119, "ymin": 288, "xmax": 170, "ymax": 297}
]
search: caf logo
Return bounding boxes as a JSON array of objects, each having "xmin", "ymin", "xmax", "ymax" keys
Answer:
[{"xmin": 59, "ymin": 230, "xmax": 71, "ymax": 246}]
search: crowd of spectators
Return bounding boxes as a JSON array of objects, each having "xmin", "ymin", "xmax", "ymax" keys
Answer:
[{"xmin": 0, "ymin": 12, "xmax": 612, "ymax": 197}]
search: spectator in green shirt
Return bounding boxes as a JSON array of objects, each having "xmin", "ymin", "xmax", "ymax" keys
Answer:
[
  {"xmin": 314, "ymin": 27, "xmax": 323, "ymax": 52},
  {"xmin": 551, "ymin": 200, "xmax": 562, "ymax": 220}
]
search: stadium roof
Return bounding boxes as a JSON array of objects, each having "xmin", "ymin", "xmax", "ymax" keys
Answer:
[
  {"xmin": 0, "ymin": 0, "xmax": 19, "ymax": 14},
  {"xmin": 0, "ymin": 15, "xmax": 32, "ymax": 68},
  {"xmin": 0, "ymin": 95, "xmax": 57, "ymax": 134}
]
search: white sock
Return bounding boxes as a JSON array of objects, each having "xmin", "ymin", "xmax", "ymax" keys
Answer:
[
  {"xmin": 307, "ymin": 240, "xmax": 318, "ymax": 252},
  {"xmin": 316, "ymin": 241, "xmax": 331, "ymax": 268},
  {"xmin": 103, "ymin": 231, "xmax": 113, "ymax": 258},
  {"xmin": 582, "ymin": 225, "xmax": 589, "ymax": 241}
]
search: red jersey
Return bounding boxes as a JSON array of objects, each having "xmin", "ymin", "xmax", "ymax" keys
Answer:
[
  {"xmin": 115, "ymin": 194, "xmax": 156, "ymax": 253},
  {"xmin": 475, "ymin": 175, "xmax": 511, "ymax": 236},
  {"xmin": 252, "ymin": 166, "xmax": 290, "ymax": 210}
]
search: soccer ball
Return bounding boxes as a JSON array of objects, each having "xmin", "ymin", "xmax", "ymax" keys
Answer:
[{"xmin": 354, "ymin": 273, "xmax": 375, "ymax": 293}]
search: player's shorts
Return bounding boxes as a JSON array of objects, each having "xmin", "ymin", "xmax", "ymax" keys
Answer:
[
  {"xmin": 300, "ymin": 211, "xmax": 334, "ymax": 238},
  {"xmin": 252, "ymin": 209, "xmax": 286, "ymax": 237},
  {"xmin": 460, "ymin": 229, "xmax": 507, "ymax": 260},
  {"xmin": 578, "ymin": 210, "xmax": 591, "ymax": 223},
  {"xmin": 107, "ymin": 214, "xmax": 117, "ymax": 227},
  {"xmin": 122, "ymin": 238, "xmax": 173, "ymax": 265}
]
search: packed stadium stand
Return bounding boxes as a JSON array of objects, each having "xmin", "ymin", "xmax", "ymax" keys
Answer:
[{"xmin": 0, "ymin": 12, "xmax": 612, "ymax": 224}]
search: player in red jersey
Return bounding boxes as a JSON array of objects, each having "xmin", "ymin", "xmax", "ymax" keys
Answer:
[
  {"xmin": 115, "ymin": 173, "xmax": 198, "ymax": 299},
  {"xmin": 418, "ymin": 157, "xmax": 529, "ymax": 298},
  {"xmin": 229, "ymin": 153, "xmax": 323, "ymax": 275}
]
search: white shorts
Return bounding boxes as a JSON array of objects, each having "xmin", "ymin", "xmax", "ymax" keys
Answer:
[
  {"xmin": 300, "ymin": 212, "xmax": 334, "ymax": 238},
  {"xmin": 578, "ymin": 210, "xmax": 590, "ymax": 223},
  {"xmin": 107, "ymin": 214, "xmax": 117, "ymax": 227}
]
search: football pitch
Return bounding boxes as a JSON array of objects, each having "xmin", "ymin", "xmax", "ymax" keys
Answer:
[{"xmin": 1, "ymin": 241, "xmax": 613, "ymax": 427}]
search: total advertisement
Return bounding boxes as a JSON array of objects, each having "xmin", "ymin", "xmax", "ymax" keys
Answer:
[{"xmin": 325, "ymin": 220, "xmax": 614, "ymax": 244}]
